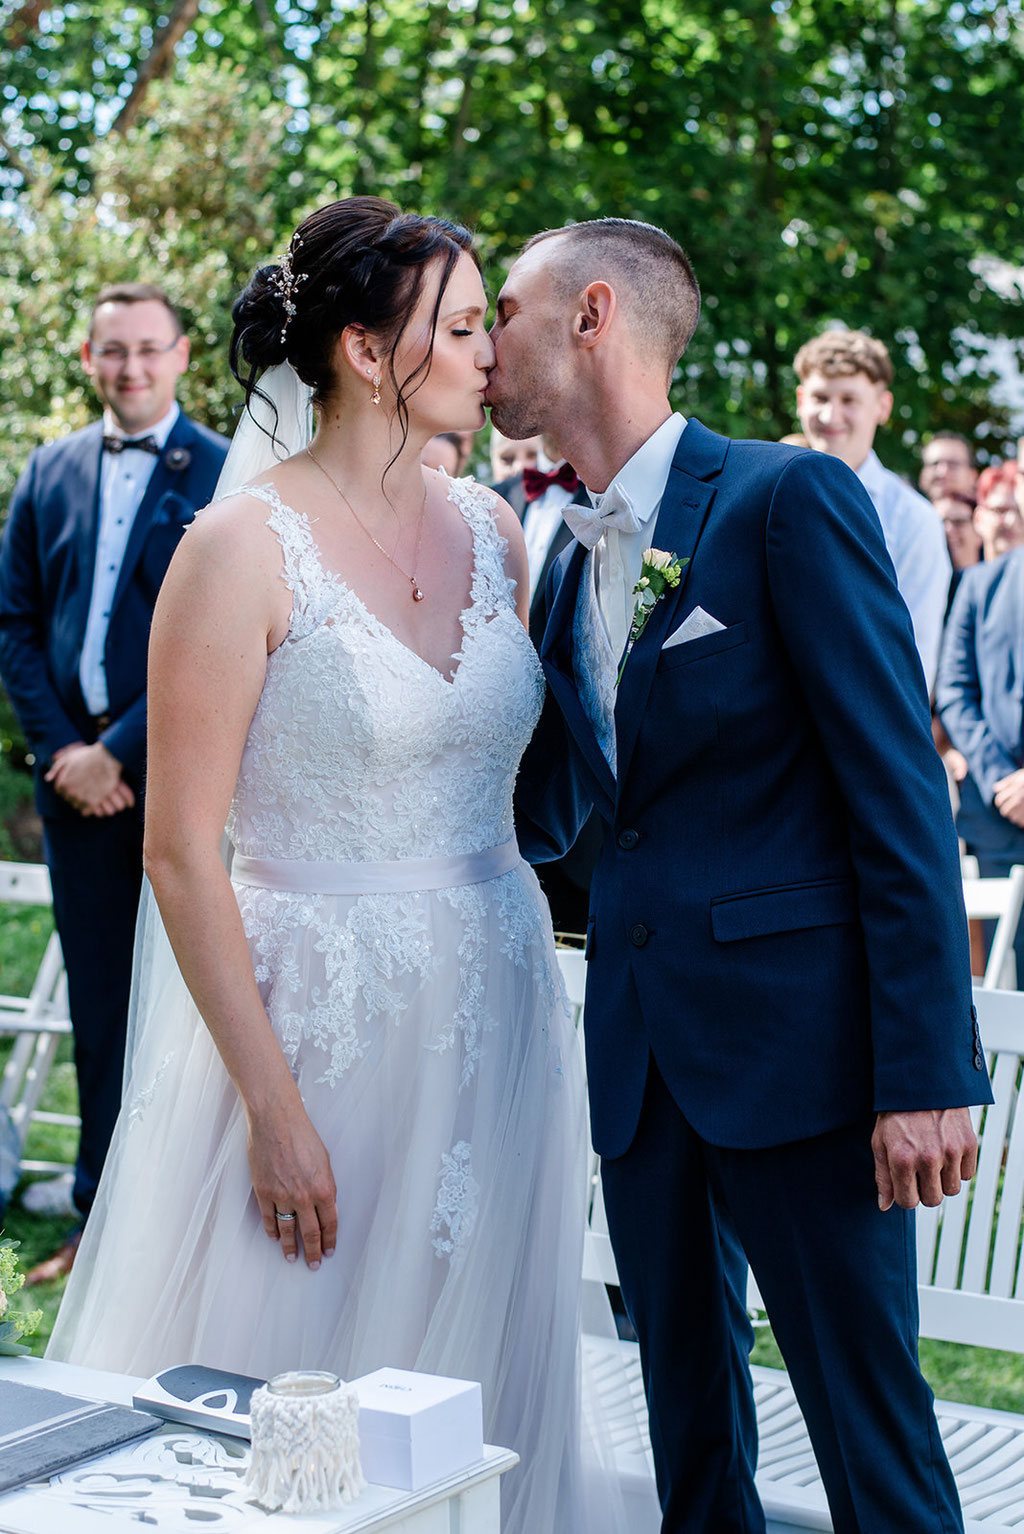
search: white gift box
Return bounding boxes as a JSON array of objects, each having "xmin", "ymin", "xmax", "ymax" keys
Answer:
[{"xmin": 351, "ymin": 1368, "xmax": 483, "ymax": 1491}]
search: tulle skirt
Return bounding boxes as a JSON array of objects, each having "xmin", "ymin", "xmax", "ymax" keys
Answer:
[{"xmin": 48, "ymin": 862, "xmax": 654, "ymax": 1532}]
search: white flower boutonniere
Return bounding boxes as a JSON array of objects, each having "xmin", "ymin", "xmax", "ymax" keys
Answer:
[{"xmin": 616, "ymin": 547, "xmax": 688, "ymax": 686}]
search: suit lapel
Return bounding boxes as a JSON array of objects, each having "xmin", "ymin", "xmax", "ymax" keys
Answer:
[
  {"xmin": 73, "ymin": 424, "xmax": 106, "ymax": 616},
  {"xmin": 110, "ymin": 414, "xmax": 195, "ymax": 612},
  {"xmin": 613, "ymin": 419, "xmax": 727, "ymax": 790},
  {"xmin": 531, "ymin": 519, "xmax": 574, "ymax": 623},
  {"xmin": 541, "ymin": 542, "xmax": 617, "ymax": 817}
]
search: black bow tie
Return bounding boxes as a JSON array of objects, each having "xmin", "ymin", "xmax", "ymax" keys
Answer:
[
  {"xmin": 103, "ymin": 434, "xmax": 160, "ymax": 455},
  {"xmin": 522, "ymin": 462, "xmax": 580, "ymax": 503}
]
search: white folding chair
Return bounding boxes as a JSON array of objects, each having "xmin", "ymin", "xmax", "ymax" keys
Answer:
[
  {"xmin": 0, "ymin": 861, "xmax": 77, "ymax": 1173},
  {"xmin": 961, "ymin": 861, "xmax": 1024, "ymax": 989}
]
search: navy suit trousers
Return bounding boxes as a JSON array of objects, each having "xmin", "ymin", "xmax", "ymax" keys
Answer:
[
  {"xmin": 601, "ymin": 1057, "xmax": 963, "ymax": 1534},
  {"xmin": 43, "ymin": 798, "xmax": 144, "ymax": 1218}
]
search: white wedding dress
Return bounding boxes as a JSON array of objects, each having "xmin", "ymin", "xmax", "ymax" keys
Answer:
[{"xmin": 49, "ymin": 475, "xmax": 639, "ymax": 1532}]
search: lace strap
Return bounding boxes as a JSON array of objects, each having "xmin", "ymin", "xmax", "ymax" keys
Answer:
[
  {"xmin": 444, "ymin": 476, "xmax": 517, "ymax": 619},
  {"xmin": 242, "ymin": 483, "xmax": 333, "ymax": 637}
]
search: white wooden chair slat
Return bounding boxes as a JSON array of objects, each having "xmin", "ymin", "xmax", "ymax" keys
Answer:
[
  {"xmin": 0, "ymin": 863, "xmax": 52, "ymax": 904},
  {"xmin": 956, "ymin": 1060, "xmax": 1015, "ymax": 1293},
  {"xmin": 0, "ymin": 862, "xmax": 75, "ymax": 1166},
  {"xmin": 962, "ymin": 865, "xmax": 1024, "ymax": 989},
  {"xmin": 991, "ymin": 1080, "xmax": 1024, "ymax": 1298}
]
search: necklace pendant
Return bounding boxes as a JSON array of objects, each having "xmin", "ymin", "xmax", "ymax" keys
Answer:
[{"xmin": 412, "ymin": 586, "xmax": 425, "ymax": 602}]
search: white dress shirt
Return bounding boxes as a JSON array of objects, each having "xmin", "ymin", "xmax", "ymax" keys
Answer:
[
  {"xmin": 591, "ymin": 413, "xmax": 687, "ymax": 659},
  {"xmin": 521, "ymin": 448, "xmax": 577, "ymax": 601},
  {"xmin": 855, "ymin": 448, "xmax": 950, "ymax": 694},
  {"xmin": 79, "ymin": 403, "xmax": 179, "ymax": 714},
  {"xmin": 572, "ymin": 413, "xmax": 687, "ymax": 773}
]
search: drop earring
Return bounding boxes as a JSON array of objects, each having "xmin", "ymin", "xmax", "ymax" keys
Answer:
[{"xmin": 370, "ymin": 375, "xmax": 381, "ymax": 406}]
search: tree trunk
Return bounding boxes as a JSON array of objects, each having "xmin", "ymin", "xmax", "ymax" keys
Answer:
[{"xmin": 112, "ymin": 0, "xmax": 202, "ymax": 136}]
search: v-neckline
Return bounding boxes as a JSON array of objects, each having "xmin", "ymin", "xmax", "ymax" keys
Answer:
[{"xmin": 273, "ymin": 480, "xmax": 483, "ymax": 688}]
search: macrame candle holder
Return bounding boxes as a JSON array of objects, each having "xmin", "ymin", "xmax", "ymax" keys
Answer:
[{"xmin": 245, "ymin": 1370, "xmax": 365, "ymax": 1513}]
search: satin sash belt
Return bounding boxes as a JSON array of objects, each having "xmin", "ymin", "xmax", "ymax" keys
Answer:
[{"xmin": 230, "ymin": 839, "xmax": 521, "ymax": 896}]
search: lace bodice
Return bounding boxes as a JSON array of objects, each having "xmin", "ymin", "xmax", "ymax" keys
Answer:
[{"xmin": 226, "ymin": 477, "xmax": 544, "ymax": 864}]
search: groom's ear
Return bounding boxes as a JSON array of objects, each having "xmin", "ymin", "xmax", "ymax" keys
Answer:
[{"xmin": 574, "ymin": 282, "xmax": 616, "ymax": 351}]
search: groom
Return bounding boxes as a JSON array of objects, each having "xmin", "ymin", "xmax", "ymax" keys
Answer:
[{"xmin": 493, "ymin": 220, "xmax": 992, "ymax": 1533}]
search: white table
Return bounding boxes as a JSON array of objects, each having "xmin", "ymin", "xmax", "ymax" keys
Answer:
[{"xmin": 0, "ymin": 1357, "xmax": 518, "ymax": 1534}]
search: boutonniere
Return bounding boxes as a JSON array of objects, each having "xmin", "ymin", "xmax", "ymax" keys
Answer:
[
  {"xmin": 164, "ymin": 446, "xmax": 191, "ymax": 472},
  {"xmin": 616, "ymin": 547, "xmax": 688, "ymax": 685}
]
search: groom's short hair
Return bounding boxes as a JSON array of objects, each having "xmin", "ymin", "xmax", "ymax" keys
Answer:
[{"xmin": 524, "ymin": 219, "xmax": 700, "ymax": 369}]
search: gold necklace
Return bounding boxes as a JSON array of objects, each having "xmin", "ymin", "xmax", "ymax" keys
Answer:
[{"xmin": 306, "ymin": 446, "xmax": 427, "ymax": 601}]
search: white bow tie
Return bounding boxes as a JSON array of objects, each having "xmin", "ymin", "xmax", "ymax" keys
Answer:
[{"xmin": 561, "ymin": 482, "xmax": 646, "ymax": 549}]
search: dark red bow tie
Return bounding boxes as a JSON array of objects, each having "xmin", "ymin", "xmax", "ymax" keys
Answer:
[
  {"xmin": 103, "ymin": 434, "xmax": 160, "ymax": 455},
  {"xmin": 523, "ymin": 462, "xmax": 580, "ymax": 503}
]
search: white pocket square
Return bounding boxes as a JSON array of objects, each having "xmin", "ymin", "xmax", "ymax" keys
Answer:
[{"xmin": 662, "ymin": 606, "xmax": 727, "ymax": 649}]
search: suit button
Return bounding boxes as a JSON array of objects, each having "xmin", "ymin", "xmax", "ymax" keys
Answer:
[
  {"xmin": 974, "ymin": 1048, "xmax": 986, "ymax": 1071},
  {"xmin": 618, "ymin": 828, "xmax": 639, "ymax": 850},
  {"xmin": 630, "ymin": 924, "xmax": 649, "ymax": 947}
]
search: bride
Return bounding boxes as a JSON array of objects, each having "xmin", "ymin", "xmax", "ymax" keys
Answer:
[{"xmin": 48, "ymin": 196, "xmax": 652, "ymax": 1531}]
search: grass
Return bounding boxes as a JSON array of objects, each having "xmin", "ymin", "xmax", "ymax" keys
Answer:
[{"xmin": 0, "ymin": 902, "xmax": 79, "ymax": 1352}]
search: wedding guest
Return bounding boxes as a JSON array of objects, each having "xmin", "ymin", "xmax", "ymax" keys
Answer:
[
  {"xmin": 938, "ymin": 475, "xmax": 1024, "ymax": 982},
  {"xmin": 937, "ymin": 493, "xmax": 982, "ymax": 572},
  {"xmin": 494, "ymin": 433, "xmax": 598, "ymax": 936},
  {"xmin": 0, "ymin": 284, "xmax": 228, "ymax": 1280},
  {"xmin": 489, "ymin": 428, "xmax": 543, "ymax": 485},
  {"xmin": 934, "ymin": 492, "xmax": 982, "ymax": 619},
  {"xmin": 421, "ymin": 432, "xmax": 463, "ymax": 475},
  {"xmin": 920, "ymin": 432, "xmax": 978, "ymax": 504},
  {"xmin": 795, "ymin": 329, "xmax": 950, "ymax": 692},
  {"xmin": 973, "ymin": 460, "xmax": 1024, "ymax": 564}
]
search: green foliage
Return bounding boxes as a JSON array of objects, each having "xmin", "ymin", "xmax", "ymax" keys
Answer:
[
  {"xmin": 2, "ymin": 1, "xmax": 1023, "ymax": 472},
  {"xmin": 0, "ymin": 62, "xmax": 290, "ymax": 505},
  {"xmin": 0, "ymin": 1238, "xmax": 43, "ymax": 1351}
]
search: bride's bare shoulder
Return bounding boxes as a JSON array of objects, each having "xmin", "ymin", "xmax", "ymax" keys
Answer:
[{"xmin": 169, "ymin": 486, "xmax": 304, "ymax": 600}]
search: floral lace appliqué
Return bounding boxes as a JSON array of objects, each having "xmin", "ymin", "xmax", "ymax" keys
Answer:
[{"xmin": 430, "ymin": 1141, "xmax": 479, "ymax": 1265}]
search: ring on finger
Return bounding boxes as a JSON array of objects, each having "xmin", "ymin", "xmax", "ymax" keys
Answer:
[{"xmin": 274, "ymin": 1207, "xmax": 297, "ymax": 1222}]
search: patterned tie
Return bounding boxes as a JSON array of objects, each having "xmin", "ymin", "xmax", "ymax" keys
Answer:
[
  {"xmin": 103, "ymin": 434, "xmax": 160, "ymax": 455},
  {"xmin": 522, "ymin": 462, "xmax": 580, "ymax": 503}
]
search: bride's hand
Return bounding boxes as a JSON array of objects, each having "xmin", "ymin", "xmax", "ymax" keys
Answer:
[{"xmin": 246, "ymin": 1106, "xmax": 338, "ymax": 1269}]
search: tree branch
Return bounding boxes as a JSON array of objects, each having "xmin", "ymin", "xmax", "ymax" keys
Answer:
[
  {"xmin": 111, "ymin": 0, "xmax": 201, "ymax": 136},
  {"xmin": 3, "ymin": 2, "xmax": 49, "ymax": 49}
]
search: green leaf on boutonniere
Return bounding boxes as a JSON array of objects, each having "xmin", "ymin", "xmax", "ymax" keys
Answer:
[{"xmin": 616, "ymin": 547, "xmax": 689, "ymax": 686}]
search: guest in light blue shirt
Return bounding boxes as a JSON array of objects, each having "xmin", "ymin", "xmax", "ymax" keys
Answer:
[{"xmin": 795, "ymin": 328, "xmax": 950, "ymax": 693}]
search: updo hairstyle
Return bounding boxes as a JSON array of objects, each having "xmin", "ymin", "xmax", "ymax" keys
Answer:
[{"xmin": 230, "ymin": 196, "xmax": 477, "ymax": 456}]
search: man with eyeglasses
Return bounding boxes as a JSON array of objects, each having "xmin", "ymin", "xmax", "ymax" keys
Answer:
[{"xmin": 0, "ymin": 283, "xmax": 228, "ymax": 1278}]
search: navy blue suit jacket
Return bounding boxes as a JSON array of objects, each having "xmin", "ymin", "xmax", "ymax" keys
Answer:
[
  {"xmin": 937, "ymin": 550, "xmax": 1024, "ymax": 804},
  {"xmin": 0, "ymin": 414, "xmax": 228, "ymax": 805},
  {"xmin": 517, "ymin": 420, "xmax": 990, "ymax": 1158}
]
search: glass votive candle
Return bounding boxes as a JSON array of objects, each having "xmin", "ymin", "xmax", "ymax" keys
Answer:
[{"xmin": 246, "ymin": 1368, "xmax": 365, "ymax": 1512}]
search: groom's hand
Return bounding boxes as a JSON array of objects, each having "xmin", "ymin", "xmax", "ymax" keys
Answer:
[{"xmin": 871, "ymin": 1108, "xmax": 978, "ymax": 1211}]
